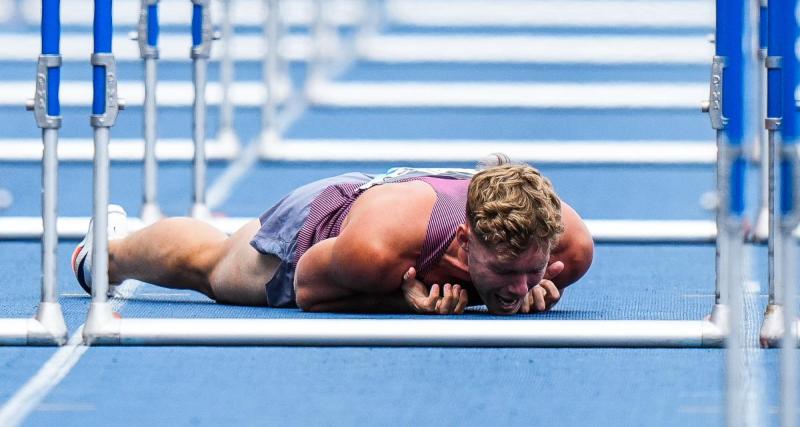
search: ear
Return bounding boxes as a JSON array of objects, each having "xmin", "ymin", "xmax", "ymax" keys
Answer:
[{"xmin": 456, "ymin": 223, "xmax": 470, "ymax": 251}]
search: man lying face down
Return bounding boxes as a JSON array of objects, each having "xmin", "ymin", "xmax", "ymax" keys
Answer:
[{"xmin": 73, "ymin": 155, "xmax": 594, "ymax": 315}]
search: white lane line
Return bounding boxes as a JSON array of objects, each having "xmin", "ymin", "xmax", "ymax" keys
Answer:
[
  {"xmin": 0, "ymin": 81, "xmax": 291, "ymax": 108},
  {"xmin": 0, "ymin": 281, "xmax": 141, "ymax": 427},
  {"xmin": 386, "ymin": 0, "xmax": 713, "ymax": 28},
  {"xmin": 307, "ymin": 81, "xmax": 707, "ymax": 109},
  {"xmin": 0, "ymin": 327, "xmax": 89, "ymax": 427},
  {"xmin": 357, "ymin": 35, "xmax": 713, "ymax": 64}
]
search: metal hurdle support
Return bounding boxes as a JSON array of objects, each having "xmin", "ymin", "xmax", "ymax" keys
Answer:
[
  {"xmin": 759, "ymin": 0, "xmax": 800, "ymax": 349},
  {"xmin": 259, "ymin": 0, "xmax": 281, "ymax": 147},
  {"xmin": 0, "ymin": 0, "xmax": 67, "ymax": 346},
  {"xmin": 135, "ymin": 0, "xmax": 163, "ymax": 224},
  {"xmin": 753, "ymin": 0, "xmax": 771, "ymax": 241},
  {"xmin": 709, "ymin": 0, "xmax": 750, "ymax": 424},
  {"xmin": 189, "ymin": 0, "xmax": 216, "ymax": 219},
  {"xmin": 756, "ymin": 0, "xmax": 800, "ymax": 425},
  {"xmin": 215, "ymin": 0, "xmax": 240, "ymax": 149}
]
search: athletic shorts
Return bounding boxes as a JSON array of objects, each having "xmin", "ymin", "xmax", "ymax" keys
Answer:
[{"xmin": 249, "ymin": 172, "xmax": 373, "ymax": 307}]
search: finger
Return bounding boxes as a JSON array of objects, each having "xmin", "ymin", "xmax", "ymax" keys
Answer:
[
  {"xmin": 544, "ymin": 261, "xmax": 565, "ymax": 280},
  {"xmin": 403, "ymin": 267, "xmax": 416, "ymax": 282},
  {"xmin": 540, "ymin": 280, "xmax": 560, "ymax": 301},
  {"xmin": 449, "ymin": 284, "xmax": 462, "ymax": 313},
  {"xmin": 438, "ymin": 283, "xmax": 454, "ymax": 313},
  {"xmin": 520, "ymin": 291, "xmax": 532, "ymax": 314},
  {"xmin": 428, "ymin": 283, "xmax": 440, "ymax": 302},
  {"xmin": 534, "ymin": 286, "xmax": 546, "ymax": 312},
  {"xmin": 454, "ymin": 289, "xmax": 468, "ymax": 314}
]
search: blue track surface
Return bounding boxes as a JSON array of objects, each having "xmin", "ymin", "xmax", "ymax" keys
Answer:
[{"xmin": 0, "ymin": 3, "xmax": 791, "ymax": 426}]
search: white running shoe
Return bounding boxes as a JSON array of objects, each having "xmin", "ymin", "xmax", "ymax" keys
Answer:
[{"xmin": 71, "ymin": 204, "xmax": 128, "ymax": 296}]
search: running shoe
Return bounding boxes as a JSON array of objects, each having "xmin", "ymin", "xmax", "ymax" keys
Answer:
[{"xmin": 71, "ymin": 204, "xmax": 128, "ymax": 296}]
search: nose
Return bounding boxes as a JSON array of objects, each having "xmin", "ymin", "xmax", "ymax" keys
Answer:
[{"xmin": 508, "ymin": 275, "xmax": 529, "ymax": 298}]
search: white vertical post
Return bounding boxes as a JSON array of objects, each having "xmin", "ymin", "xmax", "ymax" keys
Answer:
[{"xmin": 216, "ymin": 0, "xmax": 239, "ymax": 148}]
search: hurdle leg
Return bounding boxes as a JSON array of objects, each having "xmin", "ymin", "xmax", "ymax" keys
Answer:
[
  {"xmin": 13, "ymin": 0, "xmax": 68, "ymax": 345},
  {"xmin": 307, "ymin": 0, "xmax": 338, "ymax": 86},
  {"xmin": 137, "ymin": 0, "xmax": 163, "ymax": 224},
  {"xmin": 705, "ymin": 0, "xmax": 751, "ymax": 424},
  {"xmin": 216, "ymin": 0, "xmax": 240, "ymax": 148},
  {"xmin": 753, "ymin": 0, "xmax": 770, "ymax": 241},
  {"xmin": 85, "ymin": 0, "xmax": 124, "ymax": 341},
  {"xmin": 259, "ymin": 0, "xmax": 280, "ymax": 148},
  {"xmin": 189, "ymin": 0, "xmax": 214, "ymax": 219}
]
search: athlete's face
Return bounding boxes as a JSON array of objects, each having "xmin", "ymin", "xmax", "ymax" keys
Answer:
[{"xmin": 461, "ymin": 228, "xmax": 549, "ymax": 315}]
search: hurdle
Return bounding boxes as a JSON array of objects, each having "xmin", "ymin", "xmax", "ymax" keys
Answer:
[
  {"xmin": 754, "ymin": 0, "xmax": 800, "ymax": 425},
  {"xmin": 134, "ymin": 0, "xmax": 163, "ymax": 223},
  {"xmin": 0, "ymin": 0, "xmax": 67, "ymax": 345},
  {"xmin": 75, "ymin": 0, "xmax": 755, "ymax": 348}
]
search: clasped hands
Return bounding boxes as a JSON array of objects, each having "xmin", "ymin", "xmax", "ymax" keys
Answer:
[{"xmin": 400, "ymin": 261, "xmax": 565, "ymax": 315}]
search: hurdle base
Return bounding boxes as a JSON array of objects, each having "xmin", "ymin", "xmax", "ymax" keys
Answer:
[
  {"xmin": 215, "ymin": 127, "xmax": 241, "ymax": 151},
  {"xmin": 83, "ymin": 301, "xmax": 122, "ymax": 346},
  {"xmin": 140, "ymin": 203, "xmax": 164, "ymax": 225},
  {"xmin": 0, "ymin": 302, "xmax": 67, "ymax": 346},
  {"xmin": 759, "ymin": 304, "xmax": 800, "ymax": 348},
  {"xmin": 76, "ymin": 318, "xmax": 727, "ymax": 347},
  {"xmin": 752, "ymin": 205, "xmax": 770, "ymax": 243}
]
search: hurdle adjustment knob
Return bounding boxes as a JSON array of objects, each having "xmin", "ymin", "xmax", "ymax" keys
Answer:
[
  {"xmin": 118, "ymin": 99, "xmax": 126, "ymax": 110},
  {"xmin": 700, "ymin": 100, "xmax": 710, "ymax": 113},
  {"xmin": 25, "ymin": 99, "xmax": 35, "ymax": 111}
]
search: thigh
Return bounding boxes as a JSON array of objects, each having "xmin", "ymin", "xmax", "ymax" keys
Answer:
[{"xmin": 210, "ymin": 219, "xmax": 281, "ymax": 306}]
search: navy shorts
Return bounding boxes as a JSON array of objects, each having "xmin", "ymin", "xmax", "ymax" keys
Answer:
[{"xmin": 249, "ymin": 172, "xmax": 372, "ymax": 307}]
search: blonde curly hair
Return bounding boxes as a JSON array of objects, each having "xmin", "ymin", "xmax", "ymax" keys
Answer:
[{"xmin": 467, "ymin": 156, "xmax": 564, "ymax": 258}]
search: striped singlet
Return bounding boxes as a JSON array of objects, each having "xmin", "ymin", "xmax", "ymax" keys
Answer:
[{"xmin": 294, "ymin": 176, "xmax": 470, "ymax": 278}]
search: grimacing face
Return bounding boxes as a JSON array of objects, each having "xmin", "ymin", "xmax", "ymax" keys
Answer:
[{"xmin": 463, "ymin": 229, "xmax": 550, "ymax": 315}]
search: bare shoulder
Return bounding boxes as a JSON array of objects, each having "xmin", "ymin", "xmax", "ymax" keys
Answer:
[
  {"xmin": 326, "ymin": 181, "xmax": 437, "ymax": 292},
  {"xmin": 342, "ymin": 180, "xmax": 436, "ymax": 244},
  {"xmin": 551, "ymin": 200, "xmax": 594, "ymax": 288}
]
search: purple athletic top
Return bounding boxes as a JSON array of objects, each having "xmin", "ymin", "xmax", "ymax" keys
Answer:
[{"xmin": 294, "ymin": 176, "xmax": 470, "ymax": 277}]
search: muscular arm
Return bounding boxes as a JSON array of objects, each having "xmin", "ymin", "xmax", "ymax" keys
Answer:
[
  {"xmin": 294, "ymin": 182, "xmax": 435, "ymax": 313},
  {"xmin": 549, "ymin": 201, "xmax": 594, "ymax": 290},
  {"xmin": 294, "ymin": 238, "xmax": 413, "ymax": 313}
]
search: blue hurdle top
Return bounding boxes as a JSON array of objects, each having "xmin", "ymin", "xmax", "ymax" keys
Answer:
[
  {"xmin": 148, "ymin": 3, "xmax": 159, "ymax": 47},
  {"xmin": 768, "ymin": 0, "xmax": 799, "ymax": 214},
  {"xmin": 42, "ymin": 0, "xmax": 60, "ymax": 116},
  {"xmin": 93, "ymin": 0, "xmax": 113, "ymax": 115},
  {"xmin": 192, "ymin": 2, "xmax": 202, "ymax": 47},
  {"xmin": 770, "ymin": 0, "xmax": 798, "ymax": 141},
  {"xmin": 715, "ymin": 0, "xmax": 747, "ymax": 215}
]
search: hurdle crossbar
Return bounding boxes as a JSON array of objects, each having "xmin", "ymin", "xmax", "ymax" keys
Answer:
[
  {"xmin": 305, "ymin": 81, "xmax": 707, "ymax": 109},
  {"xmin": 260, "ymin": 139, "xmax": 718, "ymax": 164},
  {"xmin": 0, "ymin": 217, "xmax": 722, "ymax": 243},
  {"xmin": 82, "ymin": 317, "xmax": 732, "ymax": 347},
  {"xmin": 0, "ymin": 33, "xmax": 713, "ymax": 64},
  {"xmin": 1, "ymin": 0, "xmax": 67, "ymax": 346}
]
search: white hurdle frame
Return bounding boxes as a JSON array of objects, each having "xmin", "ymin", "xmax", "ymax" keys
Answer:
[{"xmin": 0, "ymin": 0, "xmax": 67, "ymax": 346}]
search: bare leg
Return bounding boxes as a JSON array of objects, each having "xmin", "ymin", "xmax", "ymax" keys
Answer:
[{"xmin": 108, "ymin": 218, "xmax": 279, "ymax": 306}]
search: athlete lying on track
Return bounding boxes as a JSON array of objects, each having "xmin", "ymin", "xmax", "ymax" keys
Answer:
[{"xmin": 72, "ymin": 156, "xmax": 594, "ymax": 315}]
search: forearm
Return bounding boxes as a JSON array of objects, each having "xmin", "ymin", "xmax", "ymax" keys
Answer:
[{"xmin": 303, "ymin": 290, "xmax": 413, "ymax": 314}]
